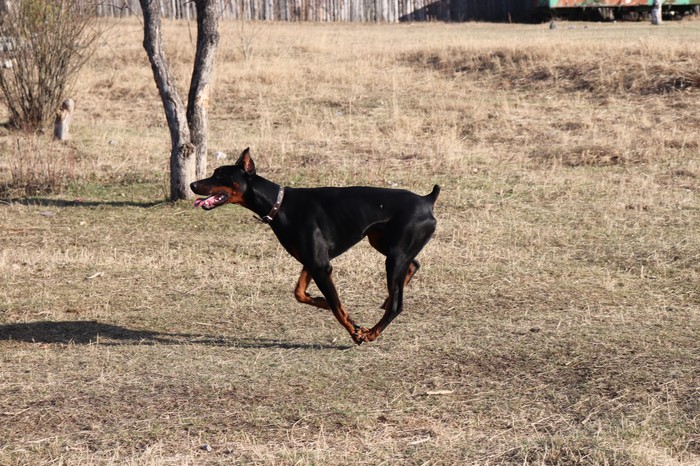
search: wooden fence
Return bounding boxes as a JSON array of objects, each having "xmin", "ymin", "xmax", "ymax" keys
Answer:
[{"xmin": 97, "ymin": 0, "xmax": 538, "ymax": 22}]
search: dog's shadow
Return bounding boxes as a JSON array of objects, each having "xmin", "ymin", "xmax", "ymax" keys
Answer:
[{"xmin": 0, "ymin": 320, "xmax": 349, "ymax": 350}]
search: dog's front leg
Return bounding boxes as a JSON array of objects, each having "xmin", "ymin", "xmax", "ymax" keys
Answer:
[
  {"xmin": 294, "ymin": 267, "xmax": 330, "ymax": 310},
  {"xmin": 309, "ymin": 263, "xmax": 368, "ymax": 345}
]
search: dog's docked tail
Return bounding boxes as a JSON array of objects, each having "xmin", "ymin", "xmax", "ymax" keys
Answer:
[{"xmin": 425, "ymin": 184, "xmax": 441, "ymax": 207}]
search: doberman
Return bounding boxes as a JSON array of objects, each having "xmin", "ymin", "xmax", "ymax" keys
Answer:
[{"xmin": 190, "ymin": 148, "xmax": 440, "ymax": 345}]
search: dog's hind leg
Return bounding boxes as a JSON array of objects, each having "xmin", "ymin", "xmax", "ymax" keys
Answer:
[
  {"xmin": 379, "ymin": 260, "xmax": 419, "ymax": 310},
  {"xmin": 360, "ymin": 216, "xmax": 436, "ymax": 342},
  {"xmin": 367, "ymin": 229, "xmax": 420, "ymax": 310},
  {"xmin": 359, "ymin": 251, "xmax": 411, "ymax": 343}
]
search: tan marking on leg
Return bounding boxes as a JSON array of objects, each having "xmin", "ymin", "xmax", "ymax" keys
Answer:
[{"xmin": 294, "ymin": 267, "xmax": 330, "ymax": 310}]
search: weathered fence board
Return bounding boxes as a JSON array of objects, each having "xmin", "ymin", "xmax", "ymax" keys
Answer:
[
  {"xmin": 93, "ymin": 0, "xmax": 538, "ymax": 22},
  {"xmin": 88, "ymin": 0, "xmax": 700, "ymax": 22}
]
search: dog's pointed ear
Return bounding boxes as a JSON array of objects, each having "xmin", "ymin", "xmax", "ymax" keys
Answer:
[{"xmin": 236, "ymin": 147, "xmax": 256, "ymax": 175}]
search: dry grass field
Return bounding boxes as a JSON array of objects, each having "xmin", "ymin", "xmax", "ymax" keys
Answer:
[{"xmin": 1, "ymin": 18, "xmax": 699, "ymax": 464}]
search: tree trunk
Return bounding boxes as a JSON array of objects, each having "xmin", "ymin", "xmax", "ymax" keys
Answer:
[
  {"xmin": 140, "ymin": 0, "xmax": 195, "ymax": 200},
  {"xmin": 651, "ymin": 0, "xmax": 663, "ymax": 25},
  {"xmin": 187, "ymin": 0, "xmax": 220, "ymax": 181}
]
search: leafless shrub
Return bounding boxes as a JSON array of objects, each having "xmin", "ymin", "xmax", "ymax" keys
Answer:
[{"xmin": 0, "ymin": 0, "xmax": 103, "ymax": 130}]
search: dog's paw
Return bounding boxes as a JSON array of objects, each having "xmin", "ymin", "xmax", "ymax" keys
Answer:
[{"xmin": 352, "ymin": 327, "xmax": 371, "ymax": 345}]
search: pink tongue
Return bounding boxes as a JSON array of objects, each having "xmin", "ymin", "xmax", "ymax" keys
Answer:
[{"xmin": 194, "ymin": 196, "xmax": 213, "ymax": 208}]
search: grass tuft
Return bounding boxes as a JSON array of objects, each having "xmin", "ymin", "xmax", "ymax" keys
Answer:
[
  {"xmin": 401, "ymin": 44, "xmax": 700, "ymax": 95},
  {"xmin": 0, "ymin": 135, "xmax": 77, "ymax": 196}
]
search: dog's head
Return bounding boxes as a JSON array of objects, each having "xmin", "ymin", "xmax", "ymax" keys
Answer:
[{"xmin": 190, "ymin": 148, "xmax": 256, "ymax": 210}]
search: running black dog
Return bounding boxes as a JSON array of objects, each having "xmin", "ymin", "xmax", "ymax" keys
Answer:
[{"xmin": 191, "ymin": 148, "xmax": 439, "ymax": 344}]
